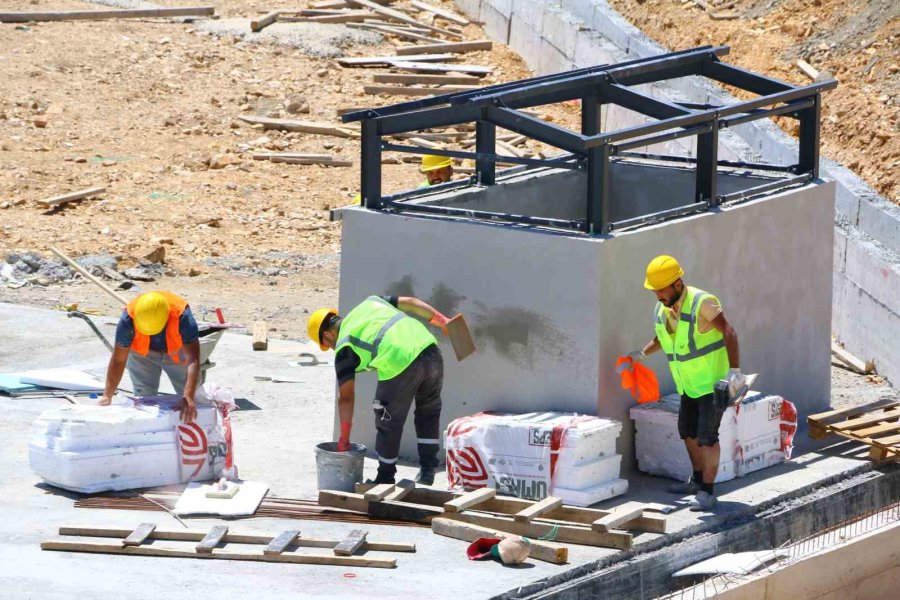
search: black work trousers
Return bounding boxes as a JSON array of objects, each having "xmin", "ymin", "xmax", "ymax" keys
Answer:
[{"xmin": 373, "ymin": 345, "xmax": 443, "ymax": 480}]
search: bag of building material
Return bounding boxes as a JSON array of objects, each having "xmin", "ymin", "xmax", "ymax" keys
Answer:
[
  {"xmin": 444, "ymin": 411, "xmax": 628, "ymax": 507},
  {"xmin": 29, "ymin": 388, "xmax": 236, "ymax": 493}
]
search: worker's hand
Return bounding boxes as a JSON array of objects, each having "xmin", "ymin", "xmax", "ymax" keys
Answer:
[
  {"xmin": 726, "ymin": 368, "xmax": 746, "ymax": 398},
  {"xmin": 180, "ymin": 397, "xmax": 198, "ymax": 424},
  {"xmin": 627, "ymin": 350, "xmax": 646, "ymax": 362},
  {"xmin": 337, "ymin": 420, "xmax": 352, "ymax": 452},
  {"xmin": 97, "ymin": 395, "xmax": 111, "ymax": 406},
  {"xmin": 429, "ymin": 311, "xmax": 450, "ymax": 337}
]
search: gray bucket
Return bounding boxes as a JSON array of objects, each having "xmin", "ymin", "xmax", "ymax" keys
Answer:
[{"xmin": 315, "ymin": 441, "xmax": 367, "ymax": 492}]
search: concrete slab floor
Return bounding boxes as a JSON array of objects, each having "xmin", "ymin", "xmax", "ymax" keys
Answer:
[{"xmin": 0, "ymin": 302, "xmax": 897, "ymax": 599}]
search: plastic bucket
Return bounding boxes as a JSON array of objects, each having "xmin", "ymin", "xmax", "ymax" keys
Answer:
[{"xmin": 315, "ymin": 441, "xmax": 367, "ymax": 492}]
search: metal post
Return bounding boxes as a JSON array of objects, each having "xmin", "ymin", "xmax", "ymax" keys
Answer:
[
  {"xmin": 798, "ymin": 93, "xmax": 821, "ymax": 178},
  {"xmin": 581, "ymin": 94, "xmax": 601, "ymax": 135},
  {"xmin": 360, "ymin": 119, "xmax": 382, "ymax": 209},
  {"xmin": 695, "ymin": 120, "xmax": 719, "ymax": 204},
  {"xmin": 586, "ymin": 144, "xmax": 610, "ymax": 234},
  {"xmin": 475, "ymin": 118, "xmax": 495, "ymax": 185}
]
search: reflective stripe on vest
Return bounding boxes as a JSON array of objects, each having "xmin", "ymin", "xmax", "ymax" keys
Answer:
[
  {"xmin": 125, "ymin": 291, "xmax": 188, "ymax": 364},
  {"xmin": 653, "ymin": 286, "xmax": 728, "ymax": 398}
]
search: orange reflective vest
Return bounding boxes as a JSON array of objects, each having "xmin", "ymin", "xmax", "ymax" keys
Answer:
[{"xmin": 125, "ymin": 291, "xmax": 189, "ymax": 363}]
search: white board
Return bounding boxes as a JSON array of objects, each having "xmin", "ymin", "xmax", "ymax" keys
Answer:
[
  {"xmin": 19, "ymin": 368, "xmax": 104, "ymax": 391},
  {"xmin": 173, "ymin": 481, "xmax": 269, "ymax": 517}
]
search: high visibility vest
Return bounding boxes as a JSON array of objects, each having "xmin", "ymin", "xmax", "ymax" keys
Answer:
[
  {"xmin": 653, "ymin": 286, "xmax": 729, "ymax": 398},
  {"xmin": 126, "ymin": 291, "xmax": 189, "ymax": 364},
  {"xmin": 418, "ymin": 179, "xmax": 431, "ymax": 189},
  {"xmin": 336, "ymin": 296, "xmax": 437, "ymax": 381}
]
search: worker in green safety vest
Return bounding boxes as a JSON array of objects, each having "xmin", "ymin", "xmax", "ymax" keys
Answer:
[
  {"xmin": 628, "ymin": 255, "xmax": 744, "ymax": 511},
  {"xmin": 419, "ymin": 154, "xmax": 454, "ymax": 187},
  {"xmin": 307, "ymin": 295, "xmax": 451, "ymax": 486}
]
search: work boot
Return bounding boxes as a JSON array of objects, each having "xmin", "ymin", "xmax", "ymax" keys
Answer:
[
  {"xmin": 689, "ymin": 490, "xmax": 717, "ymax": 512},
  {"xmin": 667, "ymin": 480, "xmax": 699, "ymax": 495},
  {"xmin": 365, "ymin": 474, "xmax": 395, "ymax": 485},
  {"xmin": 415, "ymin": 466, "xmax": 436, "ymax": 486}
]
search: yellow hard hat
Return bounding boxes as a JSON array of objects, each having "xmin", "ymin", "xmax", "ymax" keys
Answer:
[
  {"xmin": 307, "ymin": 307, "xmax": 338, "ymax": 351},
  {"xmin": 133, "ymin": 292, "xmax": 170, "ymax": 335},
  {"xmin": 421, "ymin": 154, "xmax": 452, "ymax": 173},
  {"xmin": 644, "ymin": 255, "xmax": 685, "ymax": 290},
  {"xmin": 352, "ymin": 193, "xmax": 361, "ymax": 206}
]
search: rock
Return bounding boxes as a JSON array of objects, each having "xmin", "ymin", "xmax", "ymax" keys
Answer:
[
  {"xmin": 142, "ymin": 246, "xmax": 166, "ymax": 264},
  {"xmin": 101, "ymin": 226, "xmax": 111, "ymax": 235},
  {"xmin": 0, "ymin": 141, "xmax": 10, "ymax": 151},
  {"xmin": 124, "ymin": 266, "xmax": 156, "ymax": 282},
  {"xmin": 230, "ymin": 120, "xmax": 242, "ymax": 129},
  {"xmin": 33, "ymin": 117, "xmax": 47, "ymax": 128},
  {"xmin": 74, "ymin": 157, "xmax": 87, "ymax": 163},
  {"xmin": 101, "ymin": 160, "xmax": 116, "ymax": 167},
  {"xmin": 316, "ymin": 68, "xmax": 328, "ymax": 78},
  {"xmin": 100, "ymin": 266, "xmax": 125, "ymax": 281},
  {"xmin": 0, "ymin": 202, "xmax": 9, "ymax": 209},
  {"xmin": 226, "ymin": 183, "xmax": 237, "ymax": 190},
  {"xmin": 188, "ymin": 267, "xmax": 203, "ymax": 277},
  {"xmin": 284, "ymin": 96, "xmax": 310, "ymax": 115},
  {"xmin": 208, "ymin": 153, "xmax": 241, "ymax": 169},
  {"xmin": 152, "ymin": 237, "xmax": 175, "ymax": 246}
]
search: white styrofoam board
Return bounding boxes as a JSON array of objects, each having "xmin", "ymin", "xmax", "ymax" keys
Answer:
[{"xmin": 173, "ymin": 481, "xmax": 269, "ymax": 516}]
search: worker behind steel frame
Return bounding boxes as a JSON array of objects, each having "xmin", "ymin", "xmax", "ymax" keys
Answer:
[
  {"xmin": 98, "ymin": 291, "xmax": 201, "ymax": 423},
  {"xmin": 629, "ymin": 256, "xmax": 744, "ymax": 511},
  {"xmin": 308, "ymin": 295, "xmax": 451, "ymax": 485}
]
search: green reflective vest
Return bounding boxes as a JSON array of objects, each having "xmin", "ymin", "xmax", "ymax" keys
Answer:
[
  {"xmin": 418, "ymin": 179, "xmax": 431, "ymax": 189},
  {"xmin": 653, "ymin": 286, "xmax": 729, "ymax": 398},
  {"xmin": 336, "ymin": 296, "xmax": 437, "ymax": 381}
]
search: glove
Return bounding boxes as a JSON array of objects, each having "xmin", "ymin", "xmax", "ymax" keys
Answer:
[
  {"xmin": 627, "ymin": 350, "xmax": 646, "ymax": 362},
  {"xmin": 429, "ymin": 311, "xmax": 450, "ymax": 336},
  {"xmin": 726, "ymin": 368, "xmax": 747, "ymax": 398},
  {"xmin": 337, "ymin": 421, "xmax": 352, "ymax": 452}
]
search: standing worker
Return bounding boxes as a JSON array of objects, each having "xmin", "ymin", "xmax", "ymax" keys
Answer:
[
  {"xmin": 98, "ymin": 291, "xmax": 201, "ymax": 423},
  {"xmin": 308, "ymin": 295, "xmax": 451, "ymax": 485},
  {"xmin": 628, "ymin": 256, "xmax": 745, "ymax": 511}
]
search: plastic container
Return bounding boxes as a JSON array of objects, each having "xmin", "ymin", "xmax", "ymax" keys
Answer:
[{"xmin": 315, "ymin": 441, "xmax": 366, "ymax": 492}]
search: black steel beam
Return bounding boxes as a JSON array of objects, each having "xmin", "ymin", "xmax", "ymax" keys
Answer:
[
  {"xmin": 585, "ymin": 111, "xmax": 715, "ymax": 147},
  {"xmin": 384, "ymin": 201, "xmax": 585, "ymax": 231},
  {"xmin": 718, "ymin": 174, "xmax": 812, "ymax": 205},
  {"xmin": 720, "ymin": 98, "xmax": 814, "ymax": 128},
  {"xmin": 581, "ymin": 94, "xmax": 601, "ymax": 135},
  {"xmin": 380, "ymin": 143, "xmax": 581, "ymax": 170},
  {"xmin": 715, "ymin": 80, "xmax": 836, "ymax": 118},
  {"xmin": 695, "ymin": 125, "xmax": 718, "ymax": 204},
  {"xmin": 612, "ymin": 122, "xmax": 714, "ymax": 153},
  {"xmin": 615, "ymin": 151, "xmax": 795, "ymax": 173},
  {"xmin": 601, "ymin": 83, "xmax": 692, "ymax": 120},
  {"xmin": 360, "ymin": 119, "xmax": 382, "ymax": 209},
  {"xmin": 586, "ymin": 144, "xmax": 611, "ymax": 234},
  {"xmin": 484, "ymin": 106, "xmax": 586, "ymax": 154},
  {"xmin": 702, "ymin": 61, "xmax": 791, "ymax": 96},
  {"xmin": 376, "ymin": 103, "xmax": 481, "ymax": 136},
  {"xmin": 475, "ymin": 119, "xmax": 496, "ymax": 185},
  {"xmin": 608, "ymin": 200, "xmax": 710, "ymax": 232},
  {"xmin": 797, "ymin": 93, "xmax": 821, "ymax": 177}
]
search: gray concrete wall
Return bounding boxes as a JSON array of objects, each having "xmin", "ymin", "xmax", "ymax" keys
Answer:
[
  {"xmin": 454, "ymin": 0, "xmax": 900, "ymax": 386},
  {"xmin": 338, "ymin": 165, "xmax": 834, "ymax": 469}
]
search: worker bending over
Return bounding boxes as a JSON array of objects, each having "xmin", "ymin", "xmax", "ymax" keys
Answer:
[
  {"xmin": 629, "ymin": 256, "xmax": 744, "ymax": 511},
  {"xmin": 308, "ymin": 295, "xmax": 450, "ymax": 485},
  {"xmin": 98, "ymin": 291, "xmax": 201, "ymax": 423}
]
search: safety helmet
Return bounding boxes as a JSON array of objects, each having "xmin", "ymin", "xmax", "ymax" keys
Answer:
[
  {"xmin": 133, "ymin": 292, "xmax": 170, "ymax": 335},
  {"xmin": 644, "ymin": 255, "xmax": 685, "ymax": 290},
  {"xmin": 307, "ymin": 307, "xmax": 339, "ymax": 351},
  {"xmin": 420, "ymin": 154, "xmax": 453, "ymax": 173}
]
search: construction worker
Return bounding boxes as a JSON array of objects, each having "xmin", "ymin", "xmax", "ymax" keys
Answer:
[
  {"xmin": 98, "ymin": 291, "xmax": 201, "ymax": 424},
  {"xmin": 419, "ymin": 154, "xmax": 454, "ymax": 187},
  {"xmin": 629, "ymin": 256, "xmax": 744, "ymax": 511},
  {"xmin": 308, "ymin": 295, "xmax": 450, "ymax": 485}
]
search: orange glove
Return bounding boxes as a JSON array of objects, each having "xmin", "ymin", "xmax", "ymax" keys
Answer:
[
  {"xmin": 429, "ymin": 311, "xmax": 450, "ymax": 336},
  {"xmin": 337, "ymin": 421, "xmax": 352, "ymax": 452}
]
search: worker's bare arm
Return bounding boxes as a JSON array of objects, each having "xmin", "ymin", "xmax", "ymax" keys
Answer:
[
  {"xmin": 99, "ymin": 345, "xmax": 130, "ymax": 405},
  {"xmin": 711, "ymin": 313, "xmax": 739, "ymax": 368},
  {"xmin": 337, "ymin": 379, "xmax": 355, "ymax": 424},
  {"xmin": 180, "ymin": 341, "xmax": 201, "ymax": 423},
  {"xmin": 396, "ymin": 296, "xmax": 442, "ymax": 320},
  {"xmin": 641, "ymin": 336, "xmax": 662, "ymax": 356}
]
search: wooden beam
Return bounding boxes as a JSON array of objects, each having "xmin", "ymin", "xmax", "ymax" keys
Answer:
[
  {"xmin": 797, "ymin": 59, "xmax": 819, "ymax": 81},
  {"xmin": 263, "ymin": 530, "xmax": 301, "ymax": 555},
  {"xmin": 373, "ymin": 72, "xmax": 481, "ymax": 85},
  {"xmin": 396, "ymin": 40, "xmax": 492, "ymax": 55},
  {"xmin": 41, "ymin": 540, "xmax": 397, "ymax": 568},
  {"xmin": 37, "ymin": 186, "xmax": 105, "ymax": 208},
  {"xmin": 336, "ymin": 53, "xmax": 454, "ymax": 66},
  {"xmin": 409, "ymin": 0, "xmax": 469, "ymax": 26},
  {"xmin": 592, "ymin": 505, "xmax": 645, "ymax": 533},
  {"xmin": 364, "ymin": 484, "xmax": 396, "ymax": 501},
  {"xmin": 364, "ymin": 84, "xmax": 477, "ymax": 96},
  {"xmin": 251, "ymin": 10, "xmax": 281, "ymax": 32},
  {"xmin": 251, "ymin": 153, "xmax": 351, "ymax": 166},
  {"xmin": 431, "ymin": 518, "xmax": 567, "ymax": 564},
  {"xmin": 122, "ymin": 523, "xmax": 156, "ymax": 547},
  {"xmin": 443, "ymin": 488, "xmax": 496, "ymax": 513},
  {"xmin": 384, "ymin": 479, "xmax": 416, "ymax": 502},
  {"xmin": 237, "ymin": 115, "xmax": 359, "ymax": 138},
  {"xmin": 196, "ymin": 525, "xmax": 228, "ymax": 553},
  {"xmin": 278, "ymin": 10, "xmax": 374, "ymax": 24},
  {"xmin": 333, "ymin": 529, "xmax": 367, "ymax": 556},
  {"xmin": 312, "ymin": 0, "xmax": 396, "ymax": 8},
  {"xmin": 390, "ymin": 61, "xmax": 492, "ymax": 76},
  {"xmin": 438, "ymin": 511, "xmax": 633, "ymax": 549},
  {"xmin": 348, "ymin": 23, "xmax": 443, "ymax": 44},
  {"xmin": 0, "ymin": 7, "xmax": 215, "ymax": 23},
  {"xmin": 318, "ymin": 490, "xmax": 441, "ymax": 522},
  {"xmin": 344, "ymin": 0, "xmax": 461, "ymax": 38},
  {"xmin": 831, "ymin": 342, "xmax": 875, "ymax": 374},
  {"xmin": 514, "ymin": 496, "xmax": 563, "ymax": 523},
  {"xmin": 252, "ymin": 321, "xmax": 268, "ymax": 351}
]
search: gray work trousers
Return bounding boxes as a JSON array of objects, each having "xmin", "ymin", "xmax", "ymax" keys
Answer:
[
  {"xmin": 373, "ymin": 345, "xmax": 443, "ymax": 480},
  {"xmin": 127, "ymin": 349, "xmax": 188, "ymax": 397}
]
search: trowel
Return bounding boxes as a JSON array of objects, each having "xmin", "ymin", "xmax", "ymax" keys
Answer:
[
  {"xmin": 714, "ymin": 373, "xmax": 760, "ymax": 409},
  {"xmin": 447, "ymin": 314, "xmax": 476, "ymax": 361}
]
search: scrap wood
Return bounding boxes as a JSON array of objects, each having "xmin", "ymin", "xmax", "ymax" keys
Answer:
[
  {"xmin": 513, "ymin": 496, "xmax": 563, "ymax": 523},
  {"xmin": 36, "ymin": 186, "xmax": 105, "ymax": 208},
  {"xmin": 373, "ymin": 72, "xmax": 481, "ymax": 85},
  {"xmin": 390, "ymin": 130, "xmax": 469, "ymax": 140},
  {"xmin": 443, "ymin": 488, "xmax": 496, "ymax": 513},
  {"xmin": 348, "ymin": 23, "xmax": 443, "ymax": 44},
  {"xmin": 49, "ymin": 246, "xmax": 129, "ymax": 306},
  {"xmin": 591, "ymin": 504, "xmax": 645, "ymax": 533},
  {"xmin": 831, "ymin": 341, "xmax": 875, "ymax": 374},
  {"xmin": 408, "ymin": 0, "xmax": 469, "ymax": 26},
  {"xmin": 344, "ymin": 0, "xmax": 461, "ymax": 39},
  {"xmin": 237, "ymin": 115, "xmax": 358, "ymax": 138},
  {"xmin": 311, "ymin": 0, "xmax": 396, "ymax": 8},
  {"xmin": 251, "ymin": 153, "xmax": 352, "ymax": 166},
  {"xmin": 0, "ymin": 6, "xmax": 215, "ymax": 23},
  {"xmin": 336, "ymin": 53, "xmax": 455, "ymax": 67},
  {"xmin": 807, "ymin": 398, "xmax": 900, "ymax": 461},
  {"xmin": 252, "ymin": 321, "xmax": 268, "ymax": 351},
  {"xmin": 251, "ymin": 10, "xmax": 281, "ymax": 32},
  {"xmin": 363, "ymin": 84, "xmax": 478, "ymax": 96},
  {"xmin": 333, "ymin": 529, "xmax": 368, "ymax": 556},
  {"xmin": 798, "ymin": 61, "xmax": 820, "ymax": 82},
  {"xmin": 390, "ymin": 61, "xmax": 492, "ymax": 76},
  {"xmin": 279, "ymin": 10, "xmax": 375, "ymax": 23},
  {"xmin": 396, "ymin": 39, "xmax": 492, "ymax": 55},
  {"xmin": 431, "ymin": 518, "xmax": 567, "ymax": 564},
  {"xmin": 438, "ymin": 511, "xmax": 632, "ymax": 549}
]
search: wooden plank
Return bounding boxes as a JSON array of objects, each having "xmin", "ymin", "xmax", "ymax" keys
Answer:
[
  {"xmin": 344, "ymin": 0, "xmax": 461, "ymax": 38},
  {"xmin": 263, "ymin": 530, "xmax": 301, "ymax": 555},
  {"xmin": 251, "ymin": 10, "xmax": 280, "ymax": 32},
  {"xmin": 349, "ymin": 23, "xmax": 444, "ymax": 44},
  {"xmin": 831, "ymin": 342, "xmax": 875, "ymax": 374},
  {"xmin": 279, "ymin": 11, "xmax": 374, "ymax": 23},
  {"xmin": 447, "ymin": 314, "xmax": 476, "ymax": 361},
  {"xmin": 251, "ymin": 153, "xmax": 351, "ymax": 166},
  {"xmin": 432, "ymin": 518, "xmax": 567, "ymax": 564},
  {"xmin": 37, "ymin": 186, "xmax": 106, "ymax": 208},
  {"xmin": 196, "ymin": 525, "xmax": 228, "ymax": 553},
  {"xmin": 58, "ymin": 526, "xmax": 415, "ymax": 552},
  {"xmin": 318, "ymin": 490, "xmax": 442, "ymax": 523},
  {"xmin": 438, "ymin": 512, "xmax": 632, "ymax": 549},
  {"xmin": 251, "ymin": 152, "xmax": 332, "ymax": 161},
  {"xmin": 390, "ymin": 61, "xmax": 492, "ymax": 76},
  {"xmin": 41, "ymin": 540, "xmax": 397, "ymax": 568},
  {"xmin": 333, "ymin": 529, "xmax": 368, "ymax": 556},
  {"xmin": 797, "ymin": 59, "xmax": 819, "ymax": 81},
  {"xmin": 830, "ymin": 408, "xmax": 900, "ymax": 432},
  {"xmin": 396, "ymin": 40, "xmax": 491, "ymax": 55},
  {"xmin": 336, "ymin": 53, "xmax": 455, "ymax": 66},
  {"xmin": 808, "ymin": 399, "xmax": 898, "ymax": 426},
  {"xmin": 409, "ymin": 0, "xmax": 469, "ymax": 25},
  {"xmin": 373, "ymin": 72, "xmax": 480, "ymax": 85},
  {"xmin": 312, "ymin": 0, "xmax": 395, "ymax": 8},
  {"xmin": 514, "ymin": 496, "xmax": 562, "ymax": 523},
  {"xmin": 252, "ymin": 321, "xmax": 268, "ymax": 351},
  {"xmin": 364, "ymin": 483, "xmax": 396, "ymax": 501},
  {"xmin": 364, "ymin": 84, "xmax": 477, "ymax": 96},
  {"xmin": 384, "ymin": 479, "xmax": 416, "ymax": 502},
  {"xmin": 592, "ymin": 506, "xmax": 645, "ymax": 533},
  {"xmin": 238, "ymin": 115, "xmax": 358, "ymax": 138},
  {"xmin": 122, "ymin": 523, "xmax": 156, "ymax": 547},
  {"xmin": 853, "ymin": 421, "xmax": 900, "ymax": 439},
  {"xmin": 443, "ymin": 488, "xmax": 495, "ymax": 513},
  {"xmin": 0, "ymin": 7, "xmax": 215, "ymax": 23}
]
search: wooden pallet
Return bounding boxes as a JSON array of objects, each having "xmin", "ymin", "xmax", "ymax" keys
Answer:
[
  {"xmin": 808, "ymin": 398, "xmax": 900, "ymax": 461},
  {"xmin": 318, "ymin": 482, "xmax": 669, "ymax": 551},
  {"xmin": 41, "ymin": 523, "xmax": 415, "ymax": 568}
]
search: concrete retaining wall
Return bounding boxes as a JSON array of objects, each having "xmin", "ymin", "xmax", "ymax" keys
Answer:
[{"xmin": 454, "ymin": 0, "xmax": 900, "ymax": 386}]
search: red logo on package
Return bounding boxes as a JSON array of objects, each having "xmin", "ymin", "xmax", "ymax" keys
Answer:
[
  {"xmin": 178, "ymin": 422, "xmax": 208, "ymax": 478},
  {"xmin": 447, "ymin": 447, "xmax": 488, "ymax": 488}
]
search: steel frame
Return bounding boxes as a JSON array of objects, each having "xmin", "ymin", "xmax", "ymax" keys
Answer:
[{"xmin": 345, "ymin": 46, "xmax": 836, "ymax": 234}]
